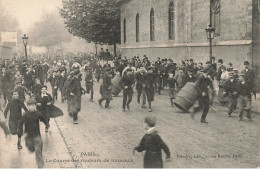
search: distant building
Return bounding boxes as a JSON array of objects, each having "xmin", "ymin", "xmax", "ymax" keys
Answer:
[{"xmin": 119, "ymin": 0, "xmax": 260, "ymax": 90}]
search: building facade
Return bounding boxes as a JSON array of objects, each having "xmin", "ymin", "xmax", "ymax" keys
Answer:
[{"xmin": 120, "ymin": 0, "xmax": 260, "ymax": 90}]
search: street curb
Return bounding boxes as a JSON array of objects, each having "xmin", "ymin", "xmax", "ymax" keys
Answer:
[{"xmin": 54, "ymin": 118, "xmax": 83, "ymax": 168}]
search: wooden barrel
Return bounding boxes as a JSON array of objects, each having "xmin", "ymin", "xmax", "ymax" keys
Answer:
[
  {"xmin": 111, "ymin": 74, "xmax": 123, "ymax": 96},
  {"xmin": 173, "ymin": 83, "xmax": 198, "ymax": 112}
]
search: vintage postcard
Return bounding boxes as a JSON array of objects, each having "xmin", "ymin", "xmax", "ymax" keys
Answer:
[{"xmin": 0, "ymin": 0, "xmax": 259, "ymax": 168}]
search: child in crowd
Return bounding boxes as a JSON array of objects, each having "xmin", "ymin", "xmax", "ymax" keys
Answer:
[
  {"xmin": 18, "ymin": 97, "xmax": 49, "ymax": 168},
  {"xmin": 13, "ymin": 81, "xmax": 29, "ymax": 103},
  {"xmin": 35, "ymin": 85, "xmax": 53, "ymax": 132},
  {"xmin": 4, "ymin": 91, "xmax": 28, "ymax": 149},
  {"xmin": 134, "ymin": 116, "xmax": 171, "ymax": 168}
]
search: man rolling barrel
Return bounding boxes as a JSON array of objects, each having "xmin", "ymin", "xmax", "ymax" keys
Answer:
[{"xmin": 191, "ymin": 67, "xmax": 213, "ymax": 123}]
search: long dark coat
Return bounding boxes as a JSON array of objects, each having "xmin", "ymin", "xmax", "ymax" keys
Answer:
[
  {"xmin": 100, "ymin": 73, "xmax": 112, "ymax": 100},
  {"xmin": 135, "ymin": 130, "xmax": 171, "ymax": 168},
  {"xmin": 35, "ymin": 93, "xmax": 53, "ymax": 119},
  {"xmin": 143, "ymin": 73, "xmax": 155, "ymax": 102}
]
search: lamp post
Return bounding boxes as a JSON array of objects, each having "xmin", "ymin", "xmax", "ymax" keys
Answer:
[
  {"xmin": 205, "ymin": 0, "xmax": 215, "ymax": 64},
  {"xmin": 22, "ymin": 34, "xmax": 28, "ymax": 61}
]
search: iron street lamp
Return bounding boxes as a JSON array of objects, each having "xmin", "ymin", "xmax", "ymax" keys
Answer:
[
  {"xmin": 205, "ymin": 26, "xmax": 215, "ymax": 40},
  {"xmin": 22, "ymin": 34, "xmax": 28, "ymax": 61},
  {"xmin": 205, "ymin": 0, "xmax": 215, "ymax": 64}
]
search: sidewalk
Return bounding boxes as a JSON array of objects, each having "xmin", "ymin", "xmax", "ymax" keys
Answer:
[{"xmin": 0, "ymin": 115, "xmax": 75, "ymax": 168}]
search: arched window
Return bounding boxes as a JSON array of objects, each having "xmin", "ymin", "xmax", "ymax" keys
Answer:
[
  {"xmin": 150, "ymin": 8, "xmax": 155, "ymax": 41},
  {"xmin": 136, "ymin": 14, "xmax": 139, "ymax": 42},
  {"xmin": 123, "ymin": 18, "xmax": 126, "ymax": 43},
  {"xmin": 169, "ymin": 2, "xmax": 175, "ymax": 39}
]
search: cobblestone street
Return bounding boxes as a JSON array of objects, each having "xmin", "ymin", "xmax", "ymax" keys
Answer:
[
  {"xmin": 0, "ymin": 75, "xmax": 259, "ymax": 168},
  {"xmin": 54, "ymin": 75, "xmax": 260, "ymax": 168}
]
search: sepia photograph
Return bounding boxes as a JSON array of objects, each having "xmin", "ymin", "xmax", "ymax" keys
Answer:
[{"xmin": 0, "ymin": 0, "xmax": 259, "ymax": 168}]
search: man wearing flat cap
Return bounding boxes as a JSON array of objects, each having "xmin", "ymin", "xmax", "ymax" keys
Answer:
[
  {"xmin": 192, "ymin": 67, "xmax": 213, "ymax": 123},
  {"xmin": 223, "ymin": 71, "xmax": 238, "ymax": 117}
]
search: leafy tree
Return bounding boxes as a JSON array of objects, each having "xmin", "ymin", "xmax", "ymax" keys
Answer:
[
  {"xmin": 28, "ymin": 11, "xmax": 72, "ymax": 52},
  {"xmin": 60, "ymin": 0, "xmax": 121, "ymax": 56}
]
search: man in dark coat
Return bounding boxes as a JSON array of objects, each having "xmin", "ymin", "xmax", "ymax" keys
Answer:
[
  {"xmin": 193, "ymin": 67, "xmax": 213, "ymax": 123},
  {"xmin": 58, "ymin": 70, "xmax": 67, "ymax": 102},
  {"xmin": 135, "ymin": 69, "xmax": 147, "ymax": 105},
  {"xmin": 236, "ymin": 73, "xmax": 252, "ymax": 121},
  {"xmin": 223, "ymin": 72, "xmax": 238, "ymax": 117},
  {"xmin": 95, "ymin": 63, "xmax": 102, "ymax": 82},
  {"xmin": 216, "ymin": 59, "xmax": 224, "ymax": 81},
  {"xmin": 85, "ymin": 68, "xmax": 94, "ymax": 102},
  {"xmin": 143, "ymin": 67, "xmax": 156, "ymax": 112},
  {"xmin": 121, "ymin": 68, "xmax": 135, "ymax": 112},
  {"xmin": 241, "ymin": 61, "xmax": 255, "ymax": 100},
  {"xmin": 99, "ymin": 48, "xmax": 105, "ymax": 60},
  {"xmin": 98, "ymin": 68, "xmax": 113, "ymax": 109},
  {"xmin": 35, "ymin": 62, "xmax": 45, "ymax": 85},
  {"xmin": 67, "ymin": 69, "xmax": 85, "ymax": 124},
  {"xmin": 48, "ymin": 70, "xmax": 60, "ymax": 101},
  {"xmin": 134, "ymin": 116, "xmax": 171, "ymax": 168},
  {"xmin": 211, "ymin": 57, "xmax": 217, "ymax": 72},
  {"xmin": 24, "ymin": 68, "xmax": 34, "ymax": 92}
]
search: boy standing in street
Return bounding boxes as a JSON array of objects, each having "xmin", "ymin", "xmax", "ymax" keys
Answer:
[{"xmin": 134, "ymin": 116, "xmax": 171, "ymax": 168}]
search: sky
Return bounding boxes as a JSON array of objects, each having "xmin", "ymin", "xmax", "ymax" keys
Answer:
[{"xmin": 1, "ymin": 0, "xmax": 62, "ymax": 32}]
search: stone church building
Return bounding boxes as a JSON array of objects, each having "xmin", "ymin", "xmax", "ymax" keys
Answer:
[{"xmin": 119, "ymin": 0, "xmax": 260, "ymax": 90}]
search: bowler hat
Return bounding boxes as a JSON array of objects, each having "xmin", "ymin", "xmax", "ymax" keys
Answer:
[{"xmin": 244, "ymin": 61, "xmax": 249, "ymax": 65}]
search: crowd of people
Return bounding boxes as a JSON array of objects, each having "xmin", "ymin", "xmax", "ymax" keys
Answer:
[{"xmin": 0, "ymin": 51, "xmax": 256, "ymax": 168}]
